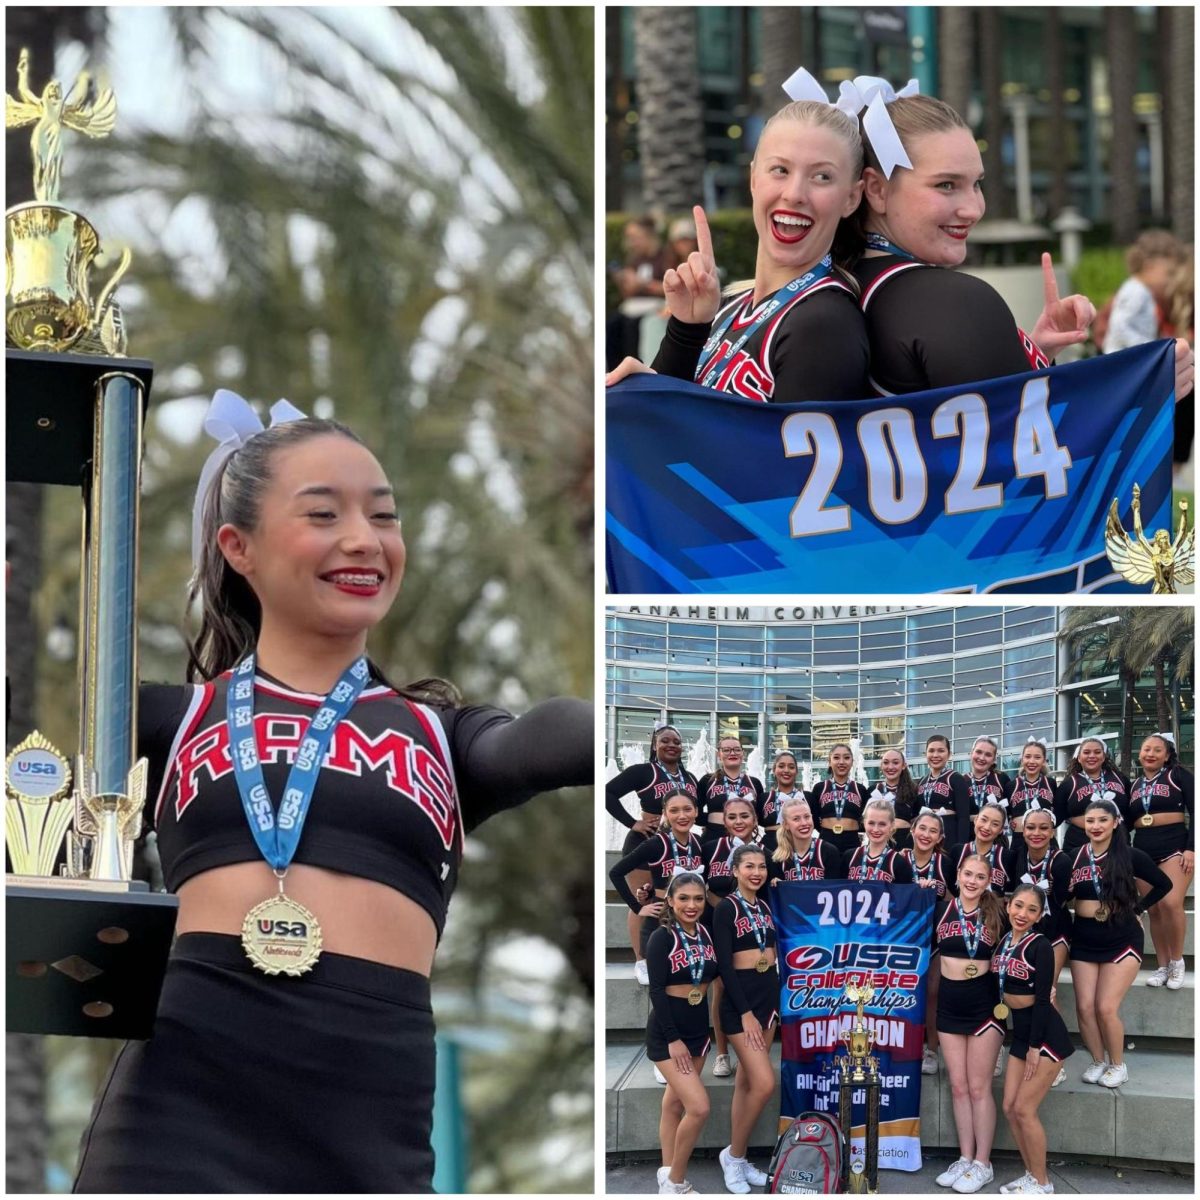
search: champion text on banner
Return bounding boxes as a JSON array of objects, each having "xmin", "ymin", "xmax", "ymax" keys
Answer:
[
  {"xmin": 606, "ymin": 339, "xmax": 1174, "ymax": 593},
  {"xmin": 773, "ymin": 881, "xmax": 936, "ymax": 1173}
]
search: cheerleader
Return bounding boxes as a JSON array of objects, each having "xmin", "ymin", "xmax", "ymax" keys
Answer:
[
  {"xmin": 871, "ymin": 747, "xmax": 920, "ymax": 850},
  {"xmin": 760, "ymin": 750, "xmax": 802, "ymax": 854},
  {"xmin": 714, "ymin": 844, "xmax": 778, "ymax": 1195},
  {"xmin": 845, "ymin": 799, "xmax": 914, "ymax": 882},
  {"xmin": 948, "ymin": 801, "xmax": 1017, "ymax": 895},
  {"xmin": 808, "ymin": 742, "xmax": 872, "ymax": 859},
  {"xmin": 1129, "ymin": 733, "xmax": 1194, "ymax": 990},
  {"xmin": 932, "ymin": 855, "xmax": 1007, "ymax": 1194},
  {"xmin": 995, "ymin": 885, "xmax": 1075, "ymax": 1196},
  {"xmin": 964, "ymin": 737, "xmax": 1011, "ymax": 826},
  {"xmin": 609, "ymin": 791, "xmax": 704, "ymax": 957},
  {"xmin": 698, "ymin": 737, "xmax": 765, "ymax": 844},
  {"xmin": 902, "ymin": 809, "xmax": 953, "ymax": 1075},
  {"xmin": 1054, "ymin": 737, "xmax": 1131, "ymax": 854},
  {"xmin": 1067, "ymin": 800, "xmax": 1170, "ymax": 1087},
  {"xmin": 607, "ymin": 725, "xmax": 699, "ymax": 984},
  {"xmin": 702, "ymin": 797, "xmax": 762, "ymax": 1078},
  {"xmin": 646, "ymin": 873, "xmax": 718, "ymax": 1196},
  {"xmin": 1003, "ymin": 738, "xmax": 1057, "ymax": 851},
  {"xmin": 917, "ymin": 735, "xmax": 971, "ymax": 846},
  {"xmin": 769, "ymin": 795, "xmax": 843, "ymax": 883}
]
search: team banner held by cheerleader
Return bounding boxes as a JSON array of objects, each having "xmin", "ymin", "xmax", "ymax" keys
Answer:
[
  {"xmin": 606, "ymin": 339, "xmax": 1175, "ymax": 594},
  {"xmin": 773, "ymin": 881, "xmax": 936, "ymax": 1173}
]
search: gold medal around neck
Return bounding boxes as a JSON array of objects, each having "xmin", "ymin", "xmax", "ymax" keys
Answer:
[
  {"xmin": 1095, "ymin": 904, "xmax": 1110, "ymax": 923},
  {"xmin": 687, "ymin": 986, "xmax": 704, "ymax": 1006},
  {"xmin": 964, "ymin": 962, "xmax": 979, "ymax": 978},
  {"xmin": 833, "ymin": 822, "xmax": 844, "ymax": 836},
  {"xmin": 994, "ymin": 1002, "xmax": 1010, "ymax": 1020},
  {"xmin": 241, "ymin": 892, "xmax": 323, "ymax": 976},
  {"xmin": 1140, "ymin": 813, "xmax": 1154, "ymax": 827},
  {"xmin": 756, "ymin": 954, "xmax": 770, "ymax": 973}
]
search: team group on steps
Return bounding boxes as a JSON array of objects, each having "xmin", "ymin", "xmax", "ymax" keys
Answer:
[{"xmin": 608, "ymin": 725, "xmax": 1192, "ymax": 1195}]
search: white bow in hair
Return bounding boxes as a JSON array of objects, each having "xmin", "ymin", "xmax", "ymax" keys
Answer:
[
  {"xmin": 1025, "ymin": 736, "xmax": 1049, "ymax": 749},
  {"xmin": 1152, "ymin": 731, "xmax": 1177, "ymax": 746},
  {"xmin": 191, "ymin": 389, "xmax": 307, "ymax": 569},
  {"xmin": 725, "ymin": 835, "xmax": 746, "ymax": 869},
  {"xmin": 781, "ymin": 68, "xmax": 920, "ymax": 179},
  {"xmin": 1020, "ymin": 872, "xmax": 1051, "ymax": 893}
]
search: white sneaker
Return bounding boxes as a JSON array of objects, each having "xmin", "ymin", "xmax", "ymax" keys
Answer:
[
  {"xmin": 712, "ymin": 1053, "xmax": 733, "ymax": 1077},
  {"xmin": 952, "ymin": 1161, "xmax": 994, "ymax": 1194},
  {"xmin": 719, "ymin": 1146, "xmax": 751, "ymax": 1194},
  {"xmin": 1023, "ymin": 1181, "xmax": 1054, "ymax": 1195},
  {"xmin": 1051, "ymin": 1065, "xmax": 1066, "ymax": 1088},
  {"xmin": 1080, "ymin": 1058, "xmax": 1108, "ymax": 1083},
  {"xmin": 657, "ymin": 1166, "xmax": 670, "ymax": 1187},
  {"xmin": 1166, "ymin": 958, "xmax": 1186, "ymax": 990},
  {"xmin": 1145, "ymin": 963, "xmax": 1169, "ymax": 987},
  {"xmin": 994, "ymin": 1046, "xmax": 1006, "ymax": 1076},
  {"xmin": 634, "ymin": 959, "xmax": 649, "ymax": 986},
  {"xmin": 935, "ymin": 1157, "xmax": 972, "ymax": 1187},
  {"xmin": 1099, "ymin": 1062, "xmax": 1128, "ymax": 1088},
  {"xmin": 653, "ymin": 1063, "xmax": 667, "ymax": 1084},
  {"xmin": 999, "ymin": 1172, "xmax": 1034, "ymax": 1194},
  {"xmin": 921, "ymin": 1046, "xmax": 939, "ymax": 1075},
  {"xmin": 739, "ymin": 1159, "xmax": 768, "ymax": 1187},
  {"xmin": 659, "ymin": 1179, "xmax": 694, "ymax": 1194}
]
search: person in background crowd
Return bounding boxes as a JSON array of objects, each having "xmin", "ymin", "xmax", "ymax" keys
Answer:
[
  {"xmin": 607, "ymin": 216, "xmax": 672, "ymax": 369},
  {"xmin": 1165, "ymin": 250, "xmax": 1194, "ymax": 485},
  {"xmin": 1101, "ymin": 229, "xmax": 1186, "ymax": 354}
]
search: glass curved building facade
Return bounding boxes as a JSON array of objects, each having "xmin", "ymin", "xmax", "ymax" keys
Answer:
[{"xmin": 605, "ymin": 605, "xmax": 1193, "ymax": 776}]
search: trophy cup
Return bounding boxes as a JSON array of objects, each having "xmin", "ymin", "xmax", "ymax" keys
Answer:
[
  {"xmin": 835, "ymin": 980, "xmax": 882, "ymax": 1194},
  {"xmin": 6, "ymin": 48, "xmax": 177, "ymax": 1040}
]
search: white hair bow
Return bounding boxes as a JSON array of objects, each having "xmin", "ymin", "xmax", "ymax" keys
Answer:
[
  {"xmin": 1025, "ymin": 736, "xmax": 1049, "ymax": 749},
  {"xmin": 1151, "ymin": 731, "xmax": 1177, "ymax": 746},
  {"xmin": 973, "ymin": 735, "xmax": 999, "ymax": 749},
  {"xmin": 1019, "ymin": 872, "xmax": 1051, "ymax": 893},
  {"xmin": 191, "ymin": 389, "xmax": 307, "ymax": 571},
  {"xmin": 781, "ymin": 67, "xmax": 920, "ymax": 178},
  {"xmin": 725, "ymin": 835, "xmax": 746, "ymax": 869}
]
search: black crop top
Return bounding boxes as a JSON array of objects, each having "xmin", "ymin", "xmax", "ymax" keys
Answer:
[
  {"xmin": 605, "ymin": 761, "xmax": 698, "ymax": 828},
  {"xmin": 646, "ymin": 924, "xmax": 719, "ymax": 1041},
  {"xmin": 948, "ymin": 841, "xmax": 1016, "ymax": 894},
  {"xmin": 760, "ymin": 787, "xmax": 805, "ymax": 829},
  {"xmin": 964, "ymin": 771, "xmax": 1011, "ymax": 816},
  {"xmin": 609, "ymin": 830, "xmax": 704, "ymax": 912},
  {"xmin": 768, "ymin": 840, "xmax": 842, "ymax": 883},
  {"xmin": 1054, "ymin": 770, "xmax": 1132, "ymax": 826},
  {"xmin": 1004, "ymin": 773, "xmax": 1057, "ymax": 823},
  {"xmin": 1129, "ymin": 767, "xmax": 1195, "ymax": 847},
  {"xmin": 845, "ymin": 846, "xmax": 913, "ymax": 884},
  {"xmin": 1066, "ymin": 845, "xmax": 1171, "ymax": 915},
  {"xmin": 915, "ymin": 771, "xmax": 971, "ymax": 845},
  {"xmin": 703, "ymin": 836, "xmax": 762, "ymax": 900},
  {"xmin": 933, "ymin": 898, "xmax": 1000, "ymax": 960},
  {"xmin": 901, "ymin": 848, "xmax": 952, "ymax": 899},
  {"xmin": 142, "ymin": 673, "xmax": 590, "ymax": 938},
  {"xmin": 698, "ymin": 772, "xmax": 765, "ymax": 824},
  {"xmin": 713, "ymin": 892, "xmax": 777, "ymax": 1017},
  {"xmin": 992, "ymin": 930, "xmax": 1055, "ymax": 1050},
  {"xmin": 809, "ymin": 779, "xmax": 871, "ymax": 824},
  {"xmin": 1013, "ymin": 846, "xmax": 1072, "ymax": 925}
]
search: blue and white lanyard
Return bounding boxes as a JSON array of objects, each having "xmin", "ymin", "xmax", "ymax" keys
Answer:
[
  {"xmin": 970, "ymin": 774, "xmax": 993, "ymax": 810},
  {"xmin": 1014, "ymin": 774, "xmax": 1047, "ymax": 812},
  {"xmin": 695, "ymin": 257, "xmax": 835, "ymax": 386},
  {"xmin": 1134, "ymin": 768, "xmax": 1165, "ymax": 814},
  {"xmin": 859, "ymin": 849, "xmax": 887, "ymax": 881},
  {"xmin": 958, "ymin": 901, "xmax": 982, "ymax": 960},
  {"xmin": 865, "ymin": 232, "xmax": 918, "ymax": 261},
  {"xmin": 791, "ymin": 842, "xmax": 816, "ymax": 877},
  {"xmin": 227, "ymin": 654, "xmax": 369, "ymax": 872},
  {"xmin": 1086, "ymin": 844, "xmax": 1106, "ymax": 903},
  {"xmin": 679, "ymin": 926, "xmax": 709, "ymax": 988},
  {"xmin": 734, "ymin": 893, "xmax": 768, "ymax": 955},
  {"xmin": 828, "ymin": 779, "xmax": 853, "ymax": 819}
]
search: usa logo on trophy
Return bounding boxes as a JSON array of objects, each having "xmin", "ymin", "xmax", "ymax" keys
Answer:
[{"xmin": 5, "ymin": 47, "xmax": 177, "ymax": 1040}]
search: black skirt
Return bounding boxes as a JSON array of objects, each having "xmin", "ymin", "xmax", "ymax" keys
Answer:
[
  {"xmin": 718, "ymin": 966, "xmax": 780, "ymax": 1036},
  {"xmin": 1069, "ymin": 914, "xmax": 1144, "ymax": 964},
  {"xmin": 1009, "ymin": 1003, "xmax": 1075, "ymax": 1064},
  {"xmin": 936, "ymin": 973, "xmax": 1005, "ymax": 1038},
  {"xmin": 647, "ymin": 995, "xmax": 713, "ymax": 1061},
  {"xmin": 74, "ymin": 933, "xmax": 436, "ymax": 1193}
]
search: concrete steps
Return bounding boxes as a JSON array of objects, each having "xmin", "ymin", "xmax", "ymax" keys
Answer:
[{"xmin": 606, "ymin": 1041, "xmax": 1193, "ymax": 1164}]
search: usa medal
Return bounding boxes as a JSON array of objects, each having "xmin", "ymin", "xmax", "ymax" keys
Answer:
[
  {"xmin": 993, "ymin": 1002, "xmax": 1010, "ymax": 1020},
  {"xmin": 1140, "ymin": 813, "xmax": 1154, "ymax": 827},
  {"xmin": 242, "ymin": 891, "xmax": 322, "ymax": 976},
  {"xmin": 756, "ymin": 954, "xmax": 770, "ymax": 973},
  {"xmin": 964, "ymin": 963, "xmax": 979, "ymax": 978},
  {"xmin": 687, "ymin": 986, "xmax": 703, "ymax": 1006},
  {"xmin": 833, "ymin": 822, "xmax": 844, "ymax": 835},
  {"xmin": 1095, "ymin": 904, "xmax": 1110, "ymax": 922}
]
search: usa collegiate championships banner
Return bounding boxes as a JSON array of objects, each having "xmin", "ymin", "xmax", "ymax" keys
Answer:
[
  {"xmin": 607, "ymin": 340, "xmax": 1174, "ymax": 593},
  {"xmin": 773, "ymin": 881, "xmax": 936, "ymax": 1173}
]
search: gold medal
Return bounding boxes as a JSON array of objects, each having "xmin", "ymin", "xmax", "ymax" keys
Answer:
[
  {"xmin": 994, "ymin": 1002, "xmax": 1010, "ymax": 1020},
  {"xmin": 964, "ymin": 962, "xmax": 978, "ymax": 978},
  {"xmin": 1140, "ymin": 813, "xmax": 1154, "ymax": 827},
  {"xmin": 756, "ymin": 955, "xmax": 770, "ymax": 973},
  {"xmin": 241, "ymin": 891, "xmax": 322, "ymax": 976},
  {"xmin": 688, "ymin": 986, "xmax": 703, "ymax": 1006},
  {"xmin": 833, "ymin": 822, "xmax": 844, "ymax": 835},
  {"xmin": 1095, "ymin": 904, "xmax": 1110, "ymax": 923}
]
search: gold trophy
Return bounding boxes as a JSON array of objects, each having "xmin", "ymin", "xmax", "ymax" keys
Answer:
[
  {"xmin": 1105, "ymin": 484, "xmax": 1194, "ymax": 593},
  {"xmin": 835, "ymin": 980, "xmax": 882, "ymax": 1194},
  {"xmin": 5, "ymin": 47, "xmax": 176, "ymax": 1040}
]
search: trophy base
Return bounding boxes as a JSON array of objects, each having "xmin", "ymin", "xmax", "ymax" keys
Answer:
[
  {"xmin": 6, "ymin": 878, "xmax": 178, "ymax": 1039},
  {"xmin": 5, "ymin": 348, "xmax": 153, "ymax": 485}
]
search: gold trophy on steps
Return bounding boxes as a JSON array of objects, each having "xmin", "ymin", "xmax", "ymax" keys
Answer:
[{"xmin": 835, "ymin": 979, "xmax": 882, "ymax": 1193}]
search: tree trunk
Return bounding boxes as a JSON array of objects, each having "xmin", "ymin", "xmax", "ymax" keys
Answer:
[
  {"xmin": 1045, "ymin": 10, "xmax": 1068, "ymax": 217},
  {"xmin": 1105, "ymin": 7, "xmax": 1138, "ymax": 244},
  {"xmin": 1120, "ymin": 666, "xmax": 1136, "ymax": 773},
  {"xmin": 760, "ymin": 8, "xmax": 808, "ymax": 120},
  {"xmin": 1164, "ymin": 6, "xmax": 1193, "ymax": 241},
  {"xmin": 606, "ymin": 5, "xmax": 626, "ymax": 212},
  {"xmin": 938, "ymin": 8, "xmax": 973, "ymax": 124},
  {"xmin": 979, "ymin": 8, "xmax": 1008, "ymax": 220},
  {"xmin": 633, "ymin": 7, "xmax": 706, "ymax": 213},
  {"xmin": 1153, "ymin": 654, "xmax": 1171, "ymax": 735}
]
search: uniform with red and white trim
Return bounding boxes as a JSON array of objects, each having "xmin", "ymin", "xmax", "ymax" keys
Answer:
[
  {"xmin": 1066, "ymin": 844, "xmax": 1170, "ymax": 964},
  {"xmin": 994, "ymin": 929, "xmax": 1074, "ymax": 1062},
  {"xmin": 933, "ymin": 897, "xmax": 1005, "ymax": 1038},
  {"xmin": 650, "ymin": 282, "xmax": 870, "ymax": 403},
  {"xmin": 852, "ymin": 254, "xmax": 1050, "ymax": 397},
  {"xmin": 1128, "ymin": 765, "xmax": 1194, "ymax": 864}
]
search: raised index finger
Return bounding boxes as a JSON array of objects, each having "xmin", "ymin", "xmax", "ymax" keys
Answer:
[
  {"xmin": 1041, "ymin": 252, "xmax": 1060, "ymax": 306},
  {"xmin": 694, "ymin": 204, "xmax": 714, "ymax": 265}
]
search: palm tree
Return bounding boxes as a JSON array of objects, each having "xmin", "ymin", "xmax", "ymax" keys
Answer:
[
  {"xmin": 1164, "ymin": 6, "xmax": 1193, "ymax": 241},
  {"xmin": 1058, "ymin": 608, "xmax": 1138, "ymax": 769},
  {"xmin": 1045, "ymin": 10, "xmax": 1067, "ymax": 217},
  {"xmin": 938, "ymin": 8, "xmax": 973, "ymax": 123},
  {"xmin": 979, "ymin": 8, "xmax": 1008, "ymax": 220},
  {"xmin": 760, "ymin": 8, "xmax": 807, "ymax": 121},
  {"xmin": 632, "ymin": 6, "xmax": 705, "ymax": 212},
  {"xmin": 1105, "ymin": 6, "xmax": 1138, "ymax": 243}
]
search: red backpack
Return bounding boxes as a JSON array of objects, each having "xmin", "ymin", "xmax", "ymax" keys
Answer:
[{"xmin": 767, "ymin": 1111, "xmax": 844, "ymax": 1194}]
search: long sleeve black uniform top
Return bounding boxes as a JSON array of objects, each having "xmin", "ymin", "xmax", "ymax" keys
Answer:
[
  {"xmin": 605, "ymin": 761, "xmax": 699, "ymax": 828},
  {"xmin": 1004, "ymin": 773, "xmax": 1058, "ymax": 824},
  {"xmin": 845, "ymin": 846, "xmax": 914, "ymax": 884},
  {"xmin": 1065, "ymin": 844, "xmax": 1171, "ymax": 916},
  {"xmin": 609, "ymin": 830, "xmax": 704, "ymax": 912},
  {"xmin": 713, "ymin": 892, "xmax": 777, "ymax": 1017},
  {"xmin": 697, "ymin": 771, "xmax": 766, "ymax": 826},
  {"xmin": 767, "ymin": 840, "xmax": 843, "ymax": 883},
  {"xmin": 916, "ymin": 770, "xmax": 972, "ymax": 846},
  {"xmin": 646, "ymin": 924, "xmax": 719, "ymax": 1042},
  {"xmin": 993, "ymin": 930, "xmax": 1056, "ymax": 1050},
  {"xmin": 947, "ymin": 841, "xmax": 1017, "ymax": 895}
]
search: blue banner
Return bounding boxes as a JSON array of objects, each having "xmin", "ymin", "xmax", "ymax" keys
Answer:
[
  {"xmin": 607, "ymin": 341, "xmax": 1175, "ymax": 593},
  {"xmin": 773, "ymin": 881, "xmax": 936, "ymax": 1173}
]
